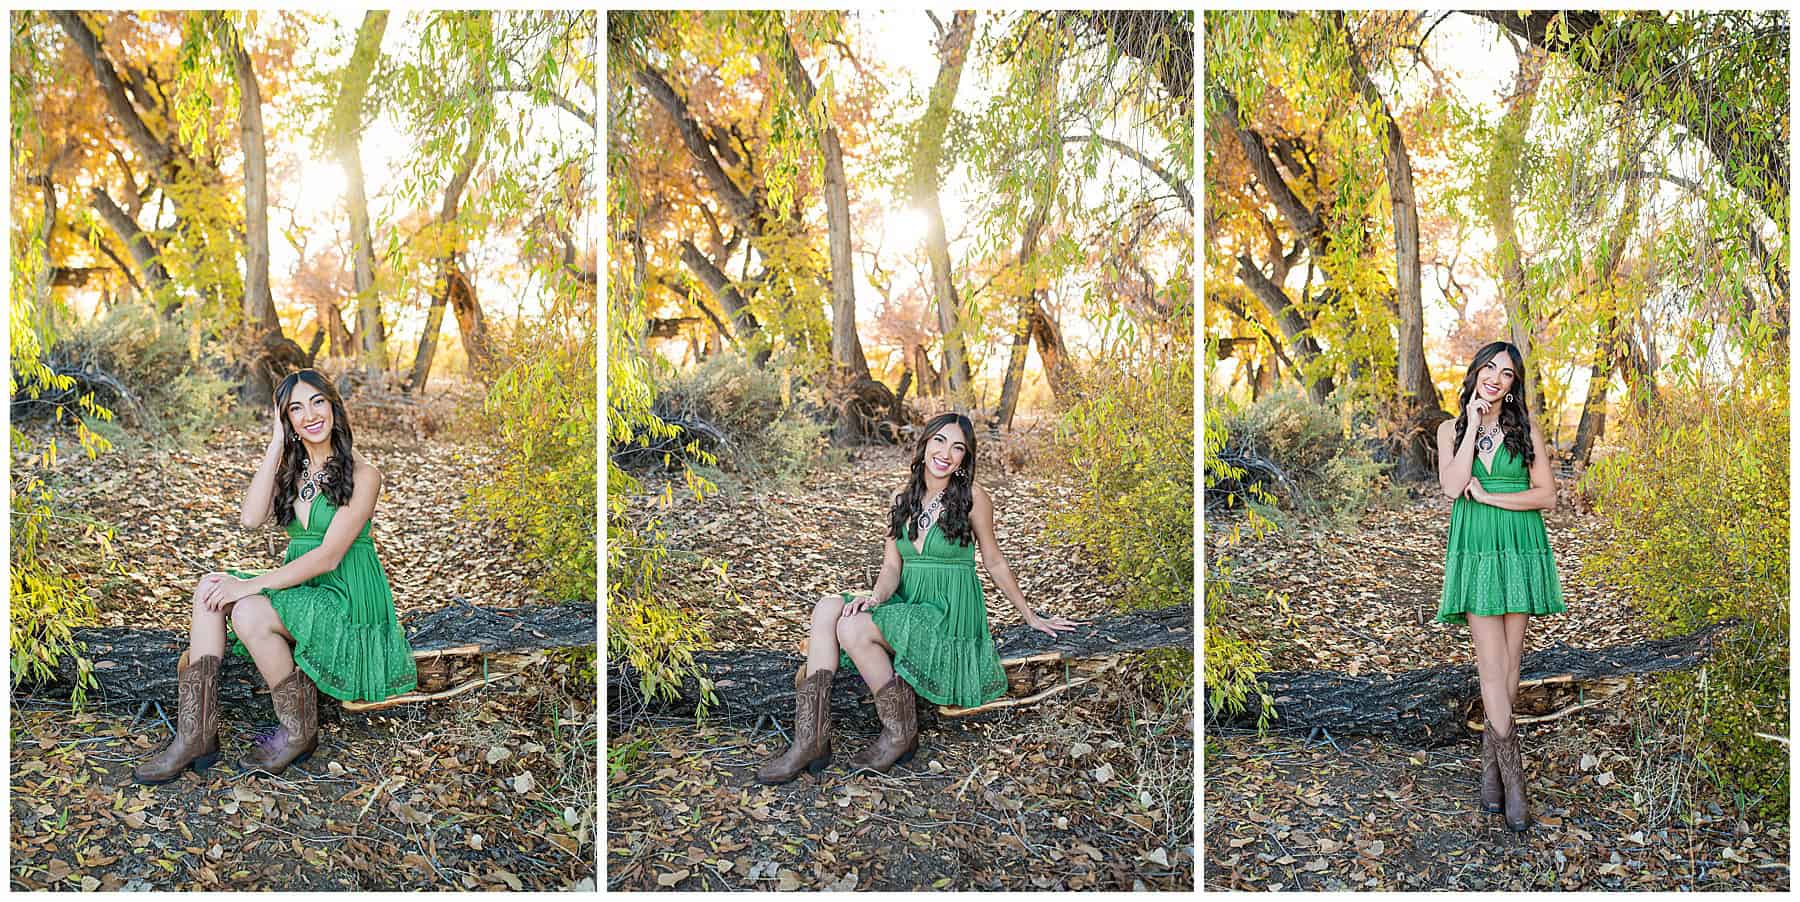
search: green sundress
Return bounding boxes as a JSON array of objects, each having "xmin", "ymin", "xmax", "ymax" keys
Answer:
[
  {"xmin": 226, "ymin": 492, "xmax": 418, "ymax": 702},
  {"xmin": 1437, "ymin": 443, "xmax": 1566, "ymax": 625},
  {"xmin": 838, "ymin": 521, "xmax": 1008, "ymax": 707}
]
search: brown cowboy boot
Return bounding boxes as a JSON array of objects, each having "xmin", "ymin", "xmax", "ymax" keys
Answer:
[
  {"xmin": 133, "ymin": 652, "xmax": 222, "ymax": 785},
  {"xmin": 1480, "ymin": 720, "xmax": 1504, "ymax": 814},
  {"xmin": 757, "ymin": 668, "xmax": 834, "ymax": 784},
  {"xmin": 1491, "ymin": 721, "xmax": 1530, "ymax": 832},
  {"xmin": 848, "ymin": 674, "xmax": 917, "ymax": 773},
  {"xmin": 242, "ymin": 666, "xmax": 318, "ymax": 774}
]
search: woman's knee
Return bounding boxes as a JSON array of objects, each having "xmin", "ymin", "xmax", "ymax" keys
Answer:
[
  {"xmin": 812, "ymin": 594, "xmax": 844, "ymax": 624},
  {"xmin": 229, "ymin": 599, "xmax": 269, "ymax": 637},
  {"xmin": 835, "ymin": 613, "xmax": 867, "ymax": 647}
]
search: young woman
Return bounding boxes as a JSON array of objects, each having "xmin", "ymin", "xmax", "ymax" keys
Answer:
[
  {"xmin": 133, "ymin": 369, "xmax": 418, "ymax": 785},
  {"xmin": 1435, "ymin": 341, "xmax": 1564, "ymax": 832},
  {"xmin": 757, "ymin": 412, "xmax": 1084, "ymax": 784}
]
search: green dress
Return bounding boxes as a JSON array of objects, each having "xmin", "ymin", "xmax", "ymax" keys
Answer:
[
  {"xmin": 838, "ymin": 521, "xmax": 1008, "ymax": 707},
  {"xmin": 1437, "ymin": 443, "xmax": 1566, "ymax": 625},
  {"xmin": 227, "ymin": 492, "xmax": 418, "ymax": 702}
]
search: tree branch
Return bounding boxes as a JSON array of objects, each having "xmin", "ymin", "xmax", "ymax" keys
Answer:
[{"xmin": 1064, "ymin": 134, "xmax": 1192, "ymax": 213}]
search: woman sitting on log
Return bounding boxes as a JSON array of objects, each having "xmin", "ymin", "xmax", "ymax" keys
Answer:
[
  {"xmin": 757, "ymin": 412, "xmax": 1084, "ymax": 784},
  {"xmin": 1435, "ymin": 340, "xmax": 1564, "ymax": 832},
  {"xmin": 133, "ymin": 369, "xmax": 417, "ymax": 785}
]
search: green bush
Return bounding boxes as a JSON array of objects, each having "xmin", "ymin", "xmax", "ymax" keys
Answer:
[
  {"xmin": 1215, "ymin": 389, "xmax": 1390, "ymax": 525},
  {"xmin": 1046, "ymin": 348, "xmax": 1193, "ymax": 612},
  {"xmin": 1581, "ymin": 365, "xmax": 1788, "ymax": 818},
  {"xmin": 467, "ymin": 300, "xmax": 597, "ymax": 604},
  {"xmin": 1202, "ymin": 395, "xmax": 1277, "ymax": 729},
  {"xmin": 48, "ymin": 301, "xmax": 235, "ymax": 443},
  {"xmin": 653, "ymin": 353, "xmax": 835, "ymax": 484}
]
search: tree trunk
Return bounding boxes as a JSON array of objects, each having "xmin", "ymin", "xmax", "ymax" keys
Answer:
[
  {"xmin": 1487, "ymin": 47, "xmax": 1547, "ymax": 425},
  {"xmin": 913, "ymin": 11, "xmax": 978, "ymax": 405},
  {"xmin": 89, "ymin": 187, "xmax": 172, "ymax": 299},
  {"xmin": 1234, "ymin": 257, "xmax": 1335, "ymax": 404},
  {"xmin": 609, "ymin": 604, "xmax": 1191, "ymax": 725},
  {"xmin": 409, "ymin": 124, "xmax": 486, "ymax": 393},
  {"xmin": 445, "ymin": 258, "xmax": 494, "ymax": 377},
  {"xmin": 1211, "ymin": 619, "xmax": 1734, "ymax": 747},
  {"xmin": 995, "ymin": 50, "xmax": 1060, "ymax": 431},
  {"xmin": 332, "ymin": 12, "xmax": 391, "ymax": 374},
  {"xmin": 217, "ymin": 13, "xmax": 292, "ymax": 405},
  {"xmin": 775, "ymin": 23, "xmax": 869, "ymax": 380},
  {"xmin": 1029, "ymin": 302, "xmax": 1074, "ymax": 400},
  {"xmin": 679, "ymin": 240, "xmax": 768, "ymax": 365},
  {"xmin": 1570, "ymin": 167, "xmax": 1645, "ymax": 463}
]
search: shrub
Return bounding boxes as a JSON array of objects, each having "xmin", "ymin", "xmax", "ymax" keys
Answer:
[
  {"xmin": 650, "ymin": 353, "xmax": 836, "ymax": 484},
  {"xmin": 1046, "ymin": 347, "xmax": 1193, "ymax": 613},
  {"xmin": 1202, "ymin": 394, "xmax": 1277, "ymax": 729},
  {"xmin": 1213, "ymin": 389, "xmax": 1390, "ymax": 525},
  {"xmin": 44, "ymin": 301, "xmax": 235, "ymax": 443},
  {"xmin": 467, "ymin": 297, "xmax": 597, "ymax": 604},
  {"xmin": 1581, "ymin": 363, "xmax": 1788, "ymax": 818}
]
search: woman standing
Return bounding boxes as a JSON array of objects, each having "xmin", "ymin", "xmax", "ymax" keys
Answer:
[
  {"xmin": 133, "ymin": 369, "xmax": 417, "ymax": 784},
  {"xmin": 1435, "ymin": 341, "xmax": 1565, "ymax": 831},
  {"xmin": 756, "ymin": 412, "xmax": 1083, "ymax": 784}
]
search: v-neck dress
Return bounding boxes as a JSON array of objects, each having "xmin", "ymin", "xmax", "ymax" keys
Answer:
[
  {"xmin": 225, "ymin": 492, "xmax": 418, "ymax": 702},
  {"xmin": 837, "ymin": 521, "xmax": 1008, "ymax": 707},
  {"xmin": 1436, "ymin": 443, "xmax": 1566, "ymax": 625}
]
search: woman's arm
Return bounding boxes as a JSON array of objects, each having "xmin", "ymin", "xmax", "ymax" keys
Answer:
[
  {"xmin": 1469, "ymin": 426, "xmax": 1557, "ymax": 512},
  {"xmin": 844, "ymin": 502, "xmax": 906, "ymax": 616},
  {"xmin": 240, "ymin": 415, "xmax": 285, "ymax": 528},
  {"xmin": 1436, "ymin": 416, "xmax": 1481, "ymax": 499},
  {"xmin": 204, "ymin": 461, "xmax": 382, "ymax": 610},
  {"xmin": 970, "ymin": 484, "xmax": 1033, "ymax": 618}
]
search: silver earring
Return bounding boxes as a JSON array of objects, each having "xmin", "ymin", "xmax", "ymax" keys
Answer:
[{"xmin": 1505, "ymin": 393, "xmax": 1513, "ymax": 403}]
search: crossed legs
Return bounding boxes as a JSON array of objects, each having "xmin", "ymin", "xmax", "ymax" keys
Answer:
[
  {"xmin": 804, "ymin": 593, "xmax": 897, "ymax": 687},
  {"xmin": 185, "ymin": 579, "xmax": 298, "ymax": 688}
]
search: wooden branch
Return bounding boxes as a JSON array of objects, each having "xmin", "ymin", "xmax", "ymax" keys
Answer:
[
  {"xmin": 51, "ymin": 12, "xmax": 175, "ymax": 175},
  {"xmin": 1210, "ymin": 619, "xmax": 1736, "ymax": 746},
  {"xmin": 19, "ymin": 600, "xmax": 594, "ymax": 710},
  {"xmin": 631, "ymin": 60, "xmax": 760, "ymax": 229},
  {"xmin": 1064, "ymin": 134, "xmax": 1192, "ymax": 213},
  {"xmin": 608, "ymin": 604, "xmax": 1192, "ymax": 726}
]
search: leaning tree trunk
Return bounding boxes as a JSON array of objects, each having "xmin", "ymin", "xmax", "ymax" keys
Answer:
[
  {"xmin": 913, "ymin": 11, "xmax": 978, "ymax": 405},
  {"xmin": 609, "ymin": 604, "xmax": 1191, "ymax": 729},
  {"xmin": 409, "ymin": 124, "xmax": 486, "ymax": 392},
  {"xmin": 89, "ymin": 187, "xmax": 172, "ymax": 300},
  {"xmin": 333, "ymin": 11, "xmax": 391, "ymax": 374},
  {"xmin": 1488, "ymin": 46, "xmax": 1547, "ymax": 425},
  {"xmin": 995, "ymin": 46, "xmax": 1059, "ymax": 430},
  {"xmin": 445, "ymin": 258, "xmax": 495, "ymax": 378},
  {"xmin": 1210, "ymin": 620, "xmax": 1733, "ymax": 747},
  {"xmin": 774, "ymin": 22, "xmax": 868, "ymax": 381},
  {"xmin": 1571, "ymin": 162, "xmax": 1646, "ymax": 463},
  {"xmin": 219, "ymin": 12, "xmax": 303, "ymax": 406}
]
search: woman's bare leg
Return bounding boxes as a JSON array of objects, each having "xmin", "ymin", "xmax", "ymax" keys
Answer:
[
  {"xmin": 1503, "ymin": 613, "xmax": 1528, "ymax": 711},
  {"xmin": 836, "ymin": 613, "xmax": 895, "ymax": 688},
  {"xmin": 229, "ymin": 596, "xmax": 298, "ymax": 688},
  {"xmin": 187, "ymin": 580, "xmax": 229, "ymax": 660},
  {"xmin": 805, "ymin": 595, "xmax": 847, "ymax": 678},
  {"xmin": 1468, "ymin": 614, "xmax": 1513, "ymax": 736}
]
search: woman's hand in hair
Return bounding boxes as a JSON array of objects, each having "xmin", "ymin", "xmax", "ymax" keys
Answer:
[{"xmin": 266, "ymin": 407, "xmax": 285, "ymax": 456}]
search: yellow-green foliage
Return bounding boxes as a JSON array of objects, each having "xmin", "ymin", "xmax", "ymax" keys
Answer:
[
  {"xmin": 1046, "ymin": 348, "xmax": 1194, "ymax": 613},
  {"xmin": 1217, "ymin": 389, "xmax": 1390, "ymax": 525},
  {"xmin": 1581, "ymin": 364, "xmax": 1788, "ymax": 817},
  {"xmin": 468, "ymin": 308, "xmax": 597, "ymax": 604},
  {"xmin": 1202, "ymin": 396, "xmax": 1277, "ymax": 730},
  {"xmin": 53, "ymin": 301, "xmax": 235, "ymax": 443}
]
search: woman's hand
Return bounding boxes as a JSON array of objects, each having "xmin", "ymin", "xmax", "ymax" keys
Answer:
[
  {"xmin": 266, "ymin": 408, "xmax": 286, "ymax": 455},
  {"xmin": 841, "ymin": 594, "xmax": 879, "ymax": 617},
  {"xmin": 198, "ymin": 573, "xmax": 262, "ymax": 612},
  {"xmin": 1024, "ymin": 610, "xmax": 1085, "ymax": 637},
  {"xmin": 1462, "ymin": 480, "xmax": 1490, "ymax": 505},
  {"xmin": 1467, "ymin": 396, "xmax": 1493, "ymax": 424}
]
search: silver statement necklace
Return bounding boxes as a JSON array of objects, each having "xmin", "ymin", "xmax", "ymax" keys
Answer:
[
  {"xmin": 299, "ymin": 456, "xmax": 332, "ymax": 502},
  {"xmin": 917, "ymin": 490, "xmax": 946, "ymax": 532},
  {"xmin": 1476, "ymin": 422, "xmax": 1504, "ymax": 453}
]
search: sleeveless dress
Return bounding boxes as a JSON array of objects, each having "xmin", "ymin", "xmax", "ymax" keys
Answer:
[
  {"xmin": 837, "ymin": 521, "xmax": 1008, "ymax": 707},
  {"xmin": 1436, "ymin": 442, "xmax": 1566, "ymax": 625},
  {"xmin": 226, "ymin": 492, "xmax": 419, "ymax": 702}
]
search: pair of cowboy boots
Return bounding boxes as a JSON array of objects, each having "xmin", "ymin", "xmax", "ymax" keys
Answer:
[
  {"xmin": 1480, "ymin": 717, "xmax": 1530, "ymax": 832},
  {"xmin": 755, "ymin": 669, "xmax": 918, "ymax": 784},
  {"xmin": 131, "ymin": 653, "xmax": 319, "ymax": 785}
]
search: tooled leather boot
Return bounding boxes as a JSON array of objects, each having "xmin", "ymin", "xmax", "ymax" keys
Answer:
[
  {"xmin": 133, "ymin": 652, "xmax": 222, "ymax": 785},
  {"xmin": 1490, "ymin": 720, "xmax": 1531, "ymax": 832},
  {"xmin": 757, "ymin": 668, "xmax": 834, "ymax": 784},
  {"xmin": 1480, "ymin": 720, "xmax": 1504, "ymax": 814},
  {"xmin": 848, "ymin": 674, "xmax": 917, "ymax": 773},
  {"xmin": 243, "ymin": 666, "xmax": 318, "ymax": 774}
]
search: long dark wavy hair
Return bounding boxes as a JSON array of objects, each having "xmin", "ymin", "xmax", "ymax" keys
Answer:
[
  {"xmin": 1454, "ymin": 341, "xmax": 1533, "ymax": 468},
  {"xmin": 273, "ymin": 369, "xmax": 355, "ymax": 525},
  {"xmin": 888, "ymin": 412, "xmax": 977, "ymax": 547}
]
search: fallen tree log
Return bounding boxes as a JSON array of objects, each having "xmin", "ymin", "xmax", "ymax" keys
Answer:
[
  {"xmin": 608, "ymin": 603, "xmax": 1192, "ymax": 729},
  {"xmin": 1209, "ymin": 619, "xmax": 1736, "ymax": 746},
  {"xmin": 20, "ymin": 599, "xmax": 596, "ymax": 712}
]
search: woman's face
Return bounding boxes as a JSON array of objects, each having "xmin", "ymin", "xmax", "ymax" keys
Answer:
[
  {"xmin": 286, "ymin": 383, "xmax": 334, "ymax": 447},
  {"xmin": 923, "ymin": 422, "xmax": 969, "ymax": 479},
  {"xmin": 1474, "ymin": 355, "xmax": 1517, "ymax": 405}
]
